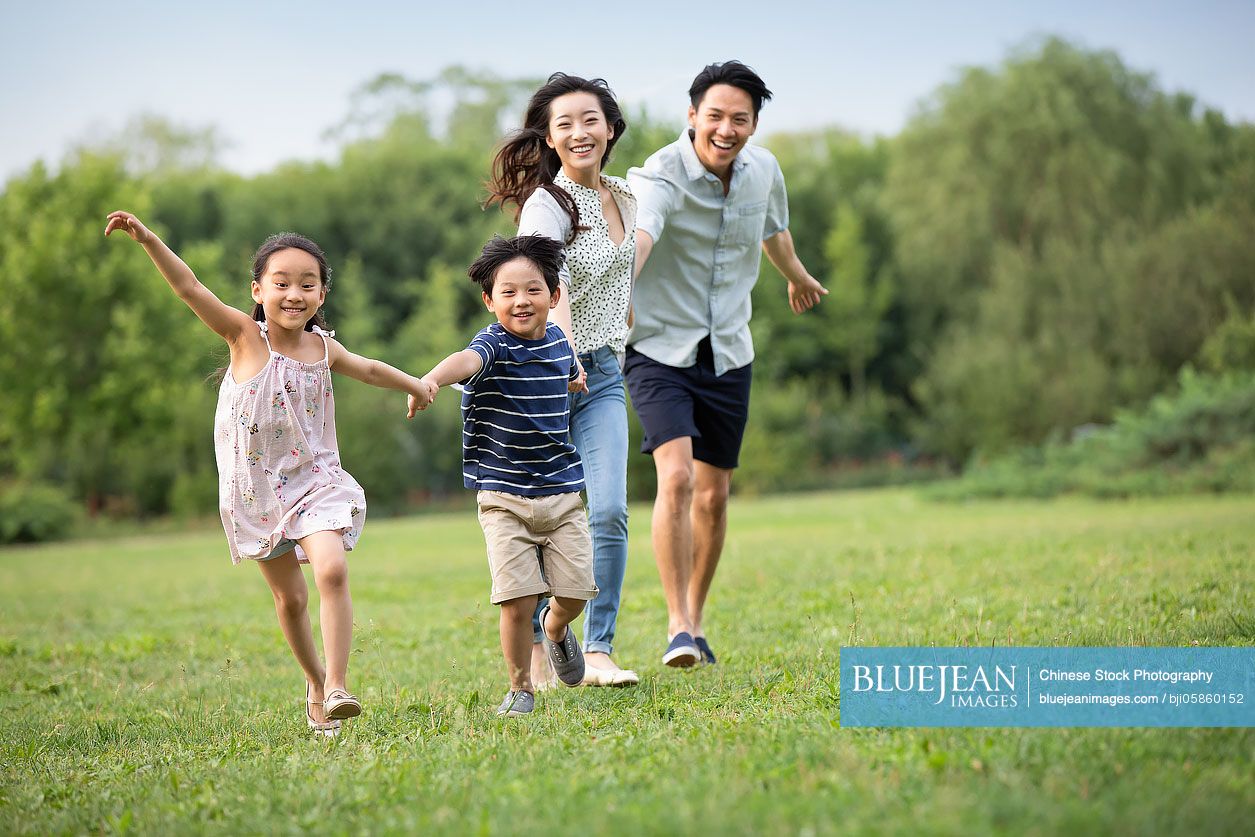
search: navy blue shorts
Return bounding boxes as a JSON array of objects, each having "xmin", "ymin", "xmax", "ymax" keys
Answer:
[{"xmin": 624, "ymin": 338, "xmax": 752, "ymax": 470}]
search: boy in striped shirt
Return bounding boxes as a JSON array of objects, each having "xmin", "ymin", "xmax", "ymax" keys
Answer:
[{"xmin": 420, "ymin": 235, "xmax": 596, "ymax": 717}]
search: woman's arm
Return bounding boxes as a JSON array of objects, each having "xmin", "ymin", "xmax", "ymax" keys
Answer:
[
  {"xmin": 548, "ymin": 291, "xmax": 588, "ymax": 393},
  {"xmin": 520, "ymin": 190, "xmax": 586, "ymax": 391}
]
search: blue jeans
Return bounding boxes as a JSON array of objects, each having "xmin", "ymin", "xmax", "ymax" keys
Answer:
[{"xmin": 533, "ymin": 345, "xmax": 629, "ymax": 655}]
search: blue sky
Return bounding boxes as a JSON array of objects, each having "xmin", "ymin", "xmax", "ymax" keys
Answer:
[{"xmin": 2, "ymin": 0, "xmax": 1252, "ymax": 178}]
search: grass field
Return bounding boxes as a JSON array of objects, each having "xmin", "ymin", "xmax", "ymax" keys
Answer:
[{"xmin": 2, "ymin": 488, "xmax": 1253, "ymax": 835}]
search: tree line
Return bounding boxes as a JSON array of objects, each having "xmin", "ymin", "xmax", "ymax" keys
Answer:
[{"xmin": 1, "ymin": 38, "xmax": 1252, "ymax": 528}]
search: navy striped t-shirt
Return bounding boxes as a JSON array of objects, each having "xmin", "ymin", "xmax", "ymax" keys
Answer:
[{"xmin": 461, "ymin": 322, "xmax": 584, "ymax": 496}]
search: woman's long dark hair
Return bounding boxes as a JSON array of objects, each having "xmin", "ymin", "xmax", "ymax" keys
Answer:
[
  {"xmin": 485, "ymin": 73, "xmax": 627, "ymax": 243},
  {"xmin": 250, "ymin": 233, "xmax": 331, "ymax": 333}
]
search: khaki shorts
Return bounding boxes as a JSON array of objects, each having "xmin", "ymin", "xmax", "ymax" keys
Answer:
[{"xmin": 477, "ymin": 490, "xmax": 597, "ymax": 605}]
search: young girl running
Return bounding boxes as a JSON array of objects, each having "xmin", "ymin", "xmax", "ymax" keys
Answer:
[
  {"xmin": 487, "ymin": 74, "xmax": 638, "ymax": 687},
  {"xmin": 105, "ymin": 211, "xmax": 436, "ymax": 735}
]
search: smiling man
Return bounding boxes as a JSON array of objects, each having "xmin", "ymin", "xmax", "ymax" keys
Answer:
[{"xmin": 626, "ymin": 60, "xmax": 828, "ymax": 669}]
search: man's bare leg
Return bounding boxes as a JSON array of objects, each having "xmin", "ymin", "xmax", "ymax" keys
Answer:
[
  {"xmin": 651, "ymin": 436, "xmax": 697, "ymax": 638},
  {"xmin": 688, "ymin": 460, "xmax": 733, "ymax": 639}
]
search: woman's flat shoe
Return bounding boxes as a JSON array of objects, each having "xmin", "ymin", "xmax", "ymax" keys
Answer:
[
  {"xmin": 306, "ymin": 684, "xmax": 341, "ymax": 737},
  {"xmin": 324, "ymin": 688, "xmax": 362, "ymax": 720},
  {"xmin": 581, "ymin": 664, "xmax": 639, "ymax": 687}
]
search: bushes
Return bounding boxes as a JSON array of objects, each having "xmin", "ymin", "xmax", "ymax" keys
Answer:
[
  {"xmin": 0, "ymin": 481, "xmax": 79, "ymax": 544},
  {"xmin": 930, "ymin": 370, "xmax": 1255, "ymax": 500}
]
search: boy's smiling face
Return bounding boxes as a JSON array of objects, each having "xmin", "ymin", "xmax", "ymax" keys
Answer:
[{"xmin": 483, "ymin": 256, "xmax": 560, "ymax": 340}]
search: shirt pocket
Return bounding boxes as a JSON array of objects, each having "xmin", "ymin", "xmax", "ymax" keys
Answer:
[{"xmin": 725, "ymin": 201, "xmax": 768, "ymax": 246}]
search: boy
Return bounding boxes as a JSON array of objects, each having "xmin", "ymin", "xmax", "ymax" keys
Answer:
[{"xmin": 419, "ymin": 234, "xmax": 596, "ymax": 717}]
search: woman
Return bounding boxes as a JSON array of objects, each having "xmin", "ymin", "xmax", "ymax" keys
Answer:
[{"xmin": 486, "ymin": 73, "xmax": 637, "ymax": 686}]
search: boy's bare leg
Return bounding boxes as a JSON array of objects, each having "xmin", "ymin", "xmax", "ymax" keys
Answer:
[
  {"xmin": 502, "ymin": 595, "xmax": 540, "ymax": 693},
  {"xmin": 256, "ymin": 550, "xmax": 328, "ymax": 723},
  {"xmin": 687, "ymin": 460, "xmax": 733, "ymax": 638},
  {"xmin": 299, "ymin": 530, "xmax": 354, "ymax": 697},
  {"xmin": 650, "ymin": 436, "xmax": 697, "ymax": 637},
  {"xmin": 541, "ymin": 595, "xmax": 587, "ymax": 642}
]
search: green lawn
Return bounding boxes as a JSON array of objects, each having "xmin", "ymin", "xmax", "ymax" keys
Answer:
[{"xmin": 2, "ymin": 489, "xmax": 1253, "ymax": 835}]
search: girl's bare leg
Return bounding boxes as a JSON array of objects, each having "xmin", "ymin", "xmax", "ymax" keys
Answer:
[
  {"xmin": 256, "ymin": 550, "xmax": 328, "ymax": 722},
  {"xmin": 298, "ymin": 531, "xmax": 354, "ymax": 696}
]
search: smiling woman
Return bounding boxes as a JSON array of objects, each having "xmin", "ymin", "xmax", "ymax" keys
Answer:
[{"xmin": 485, "ymin": 73, "xmax": 640, "ymax": 688}]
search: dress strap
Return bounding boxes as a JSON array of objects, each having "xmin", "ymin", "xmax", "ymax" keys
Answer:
[
  {"xmin": 311, "ymin": 325, "xmax": 335, "ymax": 365},
  {"xmin": 256, "ymin": 319, "xmax": 273, "ymax": 349}
]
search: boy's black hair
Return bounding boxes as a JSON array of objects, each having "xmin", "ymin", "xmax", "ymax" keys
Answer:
[
  {"xmin": 468, "ymin": 234, "xmax": 565, "ymax": 295},
  {"xmin": 688, "ymin": 60, "xmax": 773, "ymax": 118}
]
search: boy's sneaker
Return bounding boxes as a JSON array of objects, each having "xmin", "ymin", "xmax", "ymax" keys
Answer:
[
  {"xmin": 496, "ymin": 690, "xmax": 535, "ymax": 717},
  {"xmin": 540, "ymin": 605, "xmax": 585, "ymax": 686},
  {"xmin": 662, "ymin": 632, "xmax": 701, "ymax": 668},
  {"xmin": 694, "ymin": 635, "xmax": 717, "ymax": 665}
]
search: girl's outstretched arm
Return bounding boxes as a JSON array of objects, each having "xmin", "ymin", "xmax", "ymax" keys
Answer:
[
  {"xmin": 105, "ymin": 211, "xmax": 253, "ymax": 342},
  {"xmin": 325, "ymin": 340, "xmax": 437, "ymax": 418}
]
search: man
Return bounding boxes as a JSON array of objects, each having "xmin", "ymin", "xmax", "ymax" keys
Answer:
[{"xmin": 626, "ymin": 60, "xmax": 828, "ymax": 667}]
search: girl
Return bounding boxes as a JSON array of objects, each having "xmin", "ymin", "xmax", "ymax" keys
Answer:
[
  {"xmin": 104, "ymin": 211, "xmax": 436, "ymax": 735},
  {"xmin": 486, "ymin": 74, "xmax": 638, "ymax": 687}
]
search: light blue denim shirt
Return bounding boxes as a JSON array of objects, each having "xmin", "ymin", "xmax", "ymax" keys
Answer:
[{"xmin": 626, "ymin": 130, "xmax": 789, "ymax": 376}]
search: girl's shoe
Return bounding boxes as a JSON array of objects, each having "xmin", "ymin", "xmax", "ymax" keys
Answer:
[
  {"xmin": 306, "ymin": 684, "xmax": 341, "ymax": 738},
  {"xmin": 324, "ymin": 688, "xmax": 362, "ymax": 720}
]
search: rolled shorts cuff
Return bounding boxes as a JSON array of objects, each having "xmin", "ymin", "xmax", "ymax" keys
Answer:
[
  {"xmin": 547, "ymin": 585, "xmax": 598, "ymax": 602},
  {"xmin": 490, "ymin": 583, "xmax": 551, "ymax": 606}
]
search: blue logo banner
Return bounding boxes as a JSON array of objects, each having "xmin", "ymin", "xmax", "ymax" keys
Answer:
[{"xmin": 840, "ymin": 647, "xmax": 1254, "ymax": 727}]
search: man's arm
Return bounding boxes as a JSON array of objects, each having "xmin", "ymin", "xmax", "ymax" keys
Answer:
[
  {"xmin": 627, "ymin": 231, "xmax": 656, "ymax": 328},
  {"xmin": 763, "ymin": 230, "xmax": 829, "ymax": 314},
  {"xmin": 628, "ymin": 159, "xmax": 674, "ymax": 327},
  {"xmin": 633, "ymin": 231, "xmax": 655, "ymax": 282}
]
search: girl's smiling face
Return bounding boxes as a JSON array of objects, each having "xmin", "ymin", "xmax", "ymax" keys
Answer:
[
  {"xmin": 546, "ymin": 91, "xmax": 613, "ymax": 180},
  {"xmin": 251, "ymin": 247, "xmax": 326, "ymax": 329}
]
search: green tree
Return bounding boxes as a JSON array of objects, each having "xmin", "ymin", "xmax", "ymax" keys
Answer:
[
  {"xmin": 883, "ymin": 36, "xmax": 1255, "ymax": 461},
  {"xmin": 0, "ymin": 154, "xmax": 223, "ymax": 513}
]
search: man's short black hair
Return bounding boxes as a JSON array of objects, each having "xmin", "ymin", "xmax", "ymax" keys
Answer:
[
  {"xmin": 468, "ymin": 234, "xmax": 564, "ymax": 295},
  {"xmin": 689, "ymin": 60, "xmax": 773, "ymax": 118}
]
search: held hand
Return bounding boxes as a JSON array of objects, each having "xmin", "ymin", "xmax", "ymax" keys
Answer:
[
  {"xmin": 787, "ymin": 274, "xmax": 829, "ymax": 314},
  {"xmin": 568, "ymin": 358, "xmax": 589, "ymax": 394},
  {"xmin": 406, "ymin": 380, "xmax": 438, "ymax": 418},
  {"xmin": 103, "ymin": 211, "xmax": 154, "ymax": 244}
]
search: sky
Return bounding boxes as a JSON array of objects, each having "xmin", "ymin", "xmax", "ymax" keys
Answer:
[{"xmin": 2, "ymin": 0, "xmax": 1253, "ymax": 179}]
